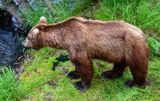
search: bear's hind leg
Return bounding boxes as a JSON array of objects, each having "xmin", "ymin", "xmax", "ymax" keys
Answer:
[
  {"xmin": 102, "ymin": 62, "xmax": 126, "ymax": 79},
  {"xmin": 125, "ymin": 53, "xmax": 148, "ymax": 87},
  {"xmin": 125, "ymin": 63, "xmax": 148, "ymax": 87}
]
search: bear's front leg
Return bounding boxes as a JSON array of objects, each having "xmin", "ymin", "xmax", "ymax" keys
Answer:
[
  {"xmin": 68, "ymin": 48, "xmax": 93, "ymax": 91},
  {"xmin": 72, "ymin": 58, "xmax": 93, "ymax": 91}
]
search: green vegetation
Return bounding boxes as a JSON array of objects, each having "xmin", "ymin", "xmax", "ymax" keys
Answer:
[
  {"xmin": 147, "ymin": 37, "xmax": 160, "ymax": 57},
  {"xmin": 0, "ymin": 68, "xmax": 28, "ymax": 101},
  {"xmin": 94, "ymin": 0, "xmax": 160, "ymax": 37},
  {"xmin": 19, "ymin": 52, "xmax": 160, "ymax": 101},
  {"xmin": 1, "ymin": 0, "xmax": 160, "ymax": 100},
  {"xmin": 22, "ymin": 0, "xmax": 92, "ymax": 26}
]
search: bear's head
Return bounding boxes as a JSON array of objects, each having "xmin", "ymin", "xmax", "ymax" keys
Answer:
[{"xmin": 23, "ymin": 16, "xmax": 47, "ymax": 50}]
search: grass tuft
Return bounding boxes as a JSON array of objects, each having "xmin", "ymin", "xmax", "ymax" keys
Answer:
[
  {"xmin": 0, "ymin": 68, "xmax": 28, "ymax": 101},
  {"xmin": 147, "ymin": 37, "xmax": 160, "ymax": 57}
]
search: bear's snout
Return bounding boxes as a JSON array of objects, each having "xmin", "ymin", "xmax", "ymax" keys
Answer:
[{"xmin": 22, "ymin": 38, "xmax": 32, "ymax": 48}]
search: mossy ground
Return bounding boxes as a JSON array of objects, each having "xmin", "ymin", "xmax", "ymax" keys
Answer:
[{"xmin": 19, "ymin": 48, "xmax": 160, "ymax": 101}]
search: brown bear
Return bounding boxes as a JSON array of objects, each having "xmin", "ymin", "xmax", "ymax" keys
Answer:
[{"xmin": 23, "ymin": 16, "xmax": 149, "ymax": 91}]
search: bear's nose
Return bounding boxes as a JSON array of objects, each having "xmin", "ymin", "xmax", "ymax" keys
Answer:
[{"xmin": 22, "ymin": 40, "xmax": 28, "ymax": 48}]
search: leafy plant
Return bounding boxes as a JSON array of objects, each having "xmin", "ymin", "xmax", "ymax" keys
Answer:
[{"xmin": 147, "ymin": 37, "xmax": 160, "ymax": 57}]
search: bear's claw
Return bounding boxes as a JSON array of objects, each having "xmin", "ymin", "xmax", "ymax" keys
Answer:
[
  {"xmin": 67, "ymin": 71, "xmax": 80, "ymax": 79},
  {"xmin": 102, "ymin": 70, "xmax": 114, "ymax": 79},
  {"xmin": 74, "ymin": 81, "xmax": 88, "ymax": 91},
  {"xmin": 125, "ymin": 80, "xmax": 136, "ymax": 87}
]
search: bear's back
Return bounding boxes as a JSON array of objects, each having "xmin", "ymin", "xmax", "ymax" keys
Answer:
[{"xmin": 74, "ymin": 18, "xmax": 146, "ymax": 62}]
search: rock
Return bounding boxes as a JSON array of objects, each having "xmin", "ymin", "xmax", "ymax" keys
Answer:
[
  {"xmin": 0, "ymin": 10, "xmax": 26, "ymax": 69},
  {"xmin": 0, "ymin": 28, "xmax": 23, "ymax": 67}
]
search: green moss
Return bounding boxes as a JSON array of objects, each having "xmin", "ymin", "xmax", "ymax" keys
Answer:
[{"xmin": 20, "ymin": 50, "xmax": 160, "ymax": 100}]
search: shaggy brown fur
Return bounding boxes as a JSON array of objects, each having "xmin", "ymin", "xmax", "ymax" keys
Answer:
[{"xmin": 23, "ymin": 16, "xmax": 149, "ymax": 91}]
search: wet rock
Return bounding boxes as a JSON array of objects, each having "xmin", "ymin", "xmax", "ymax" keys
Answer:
[
  {"xmin": 0, "ymin": 28, "xmax": 23, "ymax": 67},
  {"xmin": 0, "ymin": 10, "xmax": 26, "ymax": 69}
]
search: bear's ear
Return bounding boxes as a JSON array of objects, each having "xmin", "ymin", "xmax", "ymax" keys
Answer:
[
  {"xmin": 32, "ymin": 28, "xmax": 39, "ymax": 38},
  {"xmin": 39, "ymin": 16, "xmax": 47, "ymax": 25}
]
